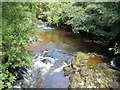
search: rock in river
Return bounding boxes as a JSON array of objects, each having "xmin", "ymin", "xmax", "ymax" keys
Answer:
[{"xmin": 63, "ymin": 52, "xmax": 120, "ymax": 89}]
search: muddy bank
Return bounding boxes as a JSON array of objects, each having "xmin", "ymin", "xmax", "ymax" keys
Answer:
[{"xmin": 64, "ymin": 52, "xmax": 120, "ymax": 89}]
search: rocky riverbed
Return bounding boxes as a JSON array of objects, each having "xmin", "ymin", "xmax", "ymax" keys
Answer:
[
  {"xmin": 13, "ymin": 49, "xmax": 72, "ymax": 88},
  {"xmin": 63, "ymin": 52, "xmax": 120, "ymax": 89},
  {"xmin": 13, "ymin": 24, "xmax": 120, "ymax": 89}
]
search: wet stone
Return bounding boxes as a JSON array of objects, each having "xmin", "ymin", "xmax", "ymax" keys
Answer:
[
  {"xmin": 64, "ymin": 70, "xmax": 71, "ymax": 76},
  {"xmin": 13, "ymin": 49, "xmax": 70, "ymax": 88},
  {"xmin": 64, "ymin": 51, "xmax": 120, "ymax": 89}
]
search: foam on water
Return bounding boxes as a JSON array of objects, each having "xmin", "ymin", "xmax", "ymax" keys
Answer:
[
  {"xmin": 13, "ymin": 23, "xmax": 120, "ymax": 88},
  {"xmin": 110, "ymin": 58, "xmax": 120, "ymax": 71},
  {"xmin": 13, "ymin": 50, "xmax": 71, "ymax": 88},
  {"xmin": 36, "ymin": 24, "xmax": 53, "ymax": 31}
]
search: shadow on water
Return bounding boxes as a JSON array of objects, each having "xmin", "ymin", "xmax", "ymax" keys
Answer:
[
  {"xmin": 28, "ymin": 24, "xmax": 113, "ymax": 58},
  {"xmin": 14, "ymin": 24, "xmax": 116, "ymax": 88}
]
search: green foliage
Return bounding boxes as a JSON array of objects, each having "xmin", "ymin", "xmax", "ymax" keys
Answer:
[
  {"xmin": 1, "ymin": 2, "xmax": 36, "ymax": 89},
  {"xmin": 46, "ymin": 2, "xmax": 67, "ymax": 26},
  {"xmin": 35, "ymin": 2, "xmax": 50, "ymax": 20},
  {"xmin": 38, "ymin": 2, "xmax": 120, "ymax": 54},
  {"xmin": 109, "ymin": 43, "xmax": 120, "ymax": 55},
  {"xmin": 36, "ymin": 2, "xmax": 70, "ymax": 25}
]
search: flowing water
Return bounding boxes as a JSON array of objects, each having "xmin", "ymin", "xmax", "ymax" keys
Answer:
[{"xmin": 13, "ymin": 24, "xmax": 113, "ymax": 88}]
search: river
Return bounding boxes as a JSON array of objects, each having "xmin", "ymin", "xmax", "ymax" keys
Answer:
[{"xmin": 13, "ymin": 24, "xmax": 114, "ymax": 88}]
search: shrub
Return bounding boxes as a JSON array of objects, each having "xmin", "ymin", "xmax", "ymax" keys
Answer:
[{"xmin": 1, "ymin": 2, "xmax": 36, "ymax": 89}]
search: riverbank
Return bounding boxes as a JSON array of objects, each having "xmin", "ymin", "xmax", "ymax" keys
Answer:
[
  {"xmin": 36, "ymin": 20, "xmax": 115, "ymax": 57},
  {"xmin": 13, "ymin": 23, "xmax": 120, "ymax": 88},
  {"xmin": 63, "ymin": 52, "xmax": 120, "ymax": 89}
]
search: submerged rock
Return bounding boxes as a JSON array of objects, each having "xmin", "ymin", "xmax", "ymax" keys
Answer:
[
  {"xmin": 63, "ymin": 52, "xmax": 120, "ymax": 89},
  {"xmin": 13, "ymin": 50, "xmax": 70, "ymax": 88}
]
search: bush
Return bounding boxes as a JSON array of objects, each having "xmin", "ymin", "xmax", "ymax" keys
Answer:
[
  {"xmin": 1, "ymin": 2, "xmax": 36, "ymax": 89},
  {"xmin": 38, "ymin": 2, "xmax": 120, "ymax": 54}
]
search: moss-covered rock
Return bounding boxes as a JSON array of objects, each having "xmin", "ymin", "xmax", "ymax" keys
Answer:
[{"xmin": 64, "ymin": 51, "xmax": 120, "ymax": 89}]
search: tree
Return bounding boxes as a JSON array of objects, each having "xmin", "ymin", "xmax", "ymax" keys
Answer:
[
  {"xmin": 39, "ymin": 2, "xmax": 120, "ymax": 55},
  {"xmin": 1, "ymin": 2, "xmax": 36, "ymax": 89}
]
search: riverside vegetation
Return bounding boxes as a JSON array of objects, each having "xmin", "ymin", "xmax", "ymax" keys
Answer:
[
  {"xmin": 1, "ymin": 2, "xmax": 37, "ymax": 89},
  {"xmin": 37, "ymin": 2, "xmax": 120, "ymax": 54},
  {"xmin": 1, "ymin": 2, "xmax": 120, "ymax": 89}
]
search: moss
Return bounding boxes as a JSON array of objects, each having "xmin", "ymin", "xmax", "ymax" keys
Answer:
[
  {"xmin": 64, "ymin": 51, "xmax": 120, "ymax": 89},
  {"xmin": 63, "ymin": 66, "xmax": 71, "ymax": 71}
]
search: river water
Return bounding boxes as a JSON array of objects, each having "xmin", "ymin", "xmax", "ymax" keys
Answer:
[{"xmin": 13, "ymin": 24, "xmax": 113, "ymax": 88}]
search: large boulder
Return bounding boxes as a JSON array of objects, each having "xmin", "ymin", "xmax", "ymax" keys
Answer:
[{"xmin": 63, "ymin": 52, "xmax": 120, "ymax": 89}]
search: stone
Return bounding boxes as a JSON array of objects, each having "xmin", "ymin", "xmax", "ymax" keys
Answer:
[
  {"xmin": 64, "ymin": 70, "xmax": 71, "ymax": 76},
  {"xmin": 63, "ymin": 51, "xmax": 120, "ymax": 89},
  {"xmin": 42, "ymin": 50, "xmax": 52, "ymax": 57}
]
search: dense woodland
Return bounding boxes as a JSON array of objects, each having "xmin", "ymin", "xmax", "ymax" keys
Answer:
[
  {"xmin": 1, "ymin": 2, "xmax": 120, "ymax": 89},
  {"xmin": 37, "ymin": 2, "xmax": 120, "ymax": 53}
]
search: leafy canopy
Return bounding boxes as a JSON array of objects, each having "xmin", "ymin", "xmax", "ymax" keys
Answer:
[
  {"xmin": 1, "ymin": 2, "xmax": 36, "ymax": 89},
  {"xmin": 37, "ymin": 2, "xmax": 120, "ymax": 55}
]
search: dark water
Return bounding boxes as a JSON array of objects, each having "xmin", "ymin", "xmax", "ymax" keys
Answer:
[
  {"xmin": 27, "ymin": 24, "xmax": 111, "ymax": 57},
  {"xmin": 19, "ymin": 24, "xmax": 113, "ymax": 88}
]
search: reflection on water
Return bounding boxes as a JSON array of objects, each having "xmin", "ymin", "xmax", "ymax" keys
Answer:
[
  {"xmin": 27, "ymin": 24, "xmax": 111, "ymax": 57},
  {"xmin": 22, "ymin": 24, "xmax": 112, "ymax": 88}
]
